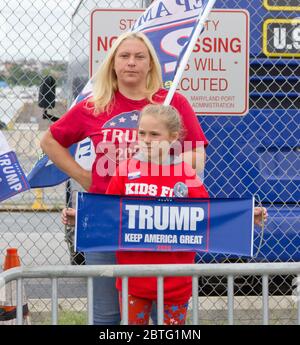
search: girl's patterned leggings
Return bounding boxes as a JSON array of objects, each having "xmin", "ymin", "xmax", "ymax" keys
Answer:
[{"xmin": 119, "ymin": 293, "xmax": 189, "ymax": 325}]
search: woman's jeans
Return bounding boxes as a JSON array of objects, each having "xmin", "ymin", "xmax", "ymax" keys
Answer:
[
  {"xmin": 85, "ymin": 251, "xmax": 121, "ymax": 325},
  {"xmin": 85, "ymin": 251, "xmax": 158, "ymax": 325}
]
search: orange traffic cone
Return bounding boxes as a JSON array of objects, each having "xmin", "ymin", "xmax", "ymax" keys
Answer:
[{"xmin": 0, "ymin": 248, "xmax": 29, "ymax": 324}]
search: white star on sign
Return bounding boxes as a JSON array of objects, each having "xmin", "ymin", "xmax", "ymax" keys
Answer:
[
  {"xmin": 119, "ymin": 117, "xmax": 126, "ymax": 123},
  {"xmin": 109, "ymin": 122, "xmax": 116, "ymax": 127},
  {"xmin": 131, "ymin": 114, "xmax": 138, "ymax": 121}
]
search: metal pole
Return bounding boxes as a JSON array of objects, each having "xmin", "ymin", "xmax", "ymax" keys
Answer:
[
  {"xmin": 72, "ymin": 0, "xmax": 84, "ymax": 18},
  {"xmin": 122, "ymin": 277, "xmax": 129, "ymax": 325},
  {"xmin": 297, "ymin": 275, "xmax": 300, "ymax": 325},
  {"xmin": 192, "ymin": 276, "xmax": 199, "ymax": 325},
  {"xmin": 87, "ymin": 277, "xmax": 93, "ymax": 325},
  {"xmin": 227, "ymin": 275, "xmax": 234, "ymax": 325},
  {"xmin": 51, "ymin": 278, "xmax": 58, "ymax": 325},
  {"xmin": 141, "ymin": 0, "xmax": 152, "ymax": 7},
  {"xmin": 16, "ymin": 278, "xmax": 23, "ymax": 325},
  {"xmin": 262, "ymin": 275, "xmax": 269, "ymax": 325},
  {"xmin": 157, "ymin": 276, "xmax": 164, "ymax": 325}
]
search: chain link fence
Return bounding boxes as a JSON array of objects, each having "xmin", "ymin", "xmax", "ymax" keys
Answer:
[{"xmin": 0, "ymin": 0, "xmax": 299, "ymax": 324}]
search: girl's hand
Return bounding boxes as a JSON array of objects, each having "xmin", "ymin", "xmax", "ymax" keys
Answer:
[
  {"xmin": 61, "ymin": 208, "xmax": 76, "ymax": 226},
  {"xmin": 254, "ymin": 207, "xmax": 268, "ymax": 227}
]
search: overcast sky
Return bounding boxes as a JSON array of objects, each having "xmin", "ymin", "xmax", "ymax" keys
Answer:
[
  {"xmin": 0, "ymin": 0, "xmax": 79, "ymax": 61},
  {"xmin": 0, "ymin": 0, "xmax": 141, "ymax": 62}
]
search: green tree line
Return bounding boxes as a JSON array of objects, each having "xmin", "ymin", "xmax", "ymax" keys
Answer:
[{"xmin": 0, "ymin": 63, "xmax": 67, "ymax": 87}]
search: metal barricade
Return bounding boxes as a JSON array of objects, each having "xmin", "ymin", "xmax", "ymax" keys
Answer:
[{"xmin": 1, "ymin": 262, "xmax": 300, "ymax": 325}]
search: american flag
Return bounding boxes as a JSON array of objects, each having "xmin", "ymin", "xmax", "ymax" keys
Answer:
[{"xmin": 104, "ymin": 110, "xmax": 139, "ymax": 128}]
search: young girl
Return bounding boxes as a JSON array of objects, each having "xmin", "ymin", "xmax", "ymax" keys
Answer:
[{"xmin": 105, "ymin": 104, "xmax": 209, "ymax": 325}]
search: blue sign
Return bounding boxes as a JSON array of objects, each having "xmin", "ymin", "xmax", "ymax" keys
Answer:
[
  {"xmin": 119, "ymin": 198, "xmax": 210, "ymax": 252},
  {"xmin": 27, "ymin": 144, "xmax": 77, "ymax": 188},
  {"xmin": 0, "ymin": 151, "xmax": 30, "ymax": 202},
  {"xmin": 75, "ymin": 193, "xmax": 254, "ymax": 257}
]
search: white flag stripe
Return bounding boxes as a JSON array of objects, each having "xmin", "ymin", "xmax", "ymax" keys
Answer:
[
  {"xmin": 131, "ymin": 0, "xmax": 204, "ymax": 32},
  {"xmin": 164, "ymin": 0, "xmax": 217, "ymax": 105}
]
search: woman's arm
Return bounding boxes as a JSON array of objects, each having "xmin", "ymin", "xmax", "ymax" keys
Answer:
[
  {"xmin": 61, "ymin": 207, "xmax": 76, "ymax": 226},
  {"xmin": 40, "ymin": 130, "xmax": 91, "ymax": 191}
]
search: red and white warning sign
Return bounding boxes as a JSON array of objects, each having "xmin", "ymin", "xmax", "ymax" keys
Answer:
[{"xmin": 90, "ymin": 9, "xmax": 249, "ymax": 116}]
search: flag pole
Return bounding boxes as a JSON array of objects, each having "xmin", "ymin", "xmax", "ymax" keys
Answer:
[{"xmin": 164, "ymin": 0, "xmax": 216, "ymax": 106}]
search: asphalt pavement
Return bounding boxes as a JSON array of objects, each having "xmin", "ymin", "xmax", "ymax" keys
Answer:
[{"xmin": 0, "ymin": 211, "xmax": 86, "ymax": 299}]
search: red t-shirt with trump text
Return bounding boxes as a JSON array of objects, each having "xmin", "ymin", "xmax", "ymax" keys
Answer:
[{"xmin": 50, "ymin": 89, "xmax": 208, "ymax": 194}]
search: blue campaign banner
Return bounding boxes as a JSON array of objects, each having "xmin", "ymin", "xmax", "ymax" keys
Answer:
[
  {"xmin": 27, "ymin": 143, "xmax": 77, "ymax": 188},
  {"xmin": 0, "ymin": 151, "xmax": 30, "ymax": 202},
  {"xmin": 75, "ymin": 193, "xmax": 254, "ymax": 257}
]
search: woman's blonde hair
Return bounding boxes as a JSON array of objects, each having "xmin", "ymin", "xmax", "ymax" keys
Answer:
[
  {"xmin": 90, "ymin": 32, "xmax": 163, "ymax": 114},
  {"xmin": 140, "ymin": 104, "xmax": 185, "ymax": 140}
]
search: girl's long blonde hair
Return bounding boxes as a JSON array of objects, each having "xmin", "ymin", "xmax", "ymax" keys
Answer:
[{"xmin": 90, "ymin": 32, "xmax": 163, "ymax": 114}]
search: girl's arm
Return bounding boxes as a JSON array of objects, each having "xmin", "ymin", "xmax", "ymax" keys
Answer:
[{"xmin": 254, "ymin": 207, "xmax": 268, "ymax": 227}]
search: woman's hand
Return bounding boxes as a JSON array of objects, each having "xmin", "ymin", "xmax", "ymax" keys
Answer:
[
  {"xmin": 254, "ymin": 207, "xmax": 268, "ymax": 227},
  {"xmin": 61, "ymin": 208, "xmax": 76, "ymax": 226}
]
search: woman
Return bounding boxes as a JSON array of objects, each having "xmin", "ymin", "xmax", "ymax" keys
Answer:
[{"xmin": 41, "ymin": 31, "xmax": 208, "ymax": 325}]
